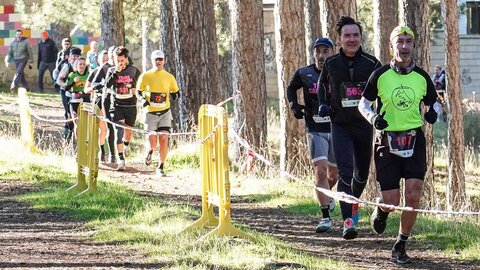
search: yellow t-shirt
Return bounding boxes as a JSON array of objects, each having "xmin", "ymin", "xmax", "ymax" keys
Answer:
[{"xmin": 136, "ymin": 69, "xmax": 179, "ymax": 112}]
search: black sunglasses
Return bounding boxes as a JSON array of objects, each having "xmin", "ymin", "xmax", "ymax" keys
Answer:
[{"xmin": 155, "ymin": 58, "xmax": 164, "ymax": 61}]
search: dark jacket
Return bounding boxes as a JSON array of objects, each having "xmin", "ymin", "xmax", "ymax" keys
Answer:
[
  {"xmin": 318, "ymin": 47, "xmax": 381, "ymax": 124},
  {"xmin": 38, "ymin": 38, "xmax": 58, "ymax": 67}
]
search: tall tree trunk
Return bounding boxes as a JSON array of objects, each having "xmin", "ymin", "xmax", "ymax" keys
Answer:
[
  {"xmin": 400, "ymin": 0, "xmax": 435, "ymax": 208},
  {"xmin": 304, "ymin": 0, "xmax": 322, "ymax": 64},
  {"xmin": 172, "ymin": 0, "xmax": 222, "ymax": 130},
  {"xmin": 50, "ymin": 23, "xmax": 70, "ymax": 50},
  {"xmin": 231, "ymin": 0, "xmax": 267, "ymax": 150},
  {"xmin": 364, "ymin": 0, "xmax": 398, "ymax": 201},
  {"xmin": 444, "ymin": 0, "xmax": 466, "ymax": 211},
  {"xmin": 160, "ymin": 0, "xmax": 179, "ymax": 130},
  {"xmin": 100, "ymin": 0, "xmax": 125, "ymax": 48},
  {"xmin": 320, "ymin": 0, "xmax": 356, "ymax": 46},
  {"xmin": 274, "ymin": 1, "xmax": 306, "ymax": 174},
  {"xmin": 216, "ymin": 0, "xmax": 233, "ymax": 99},
  {"xmin": 373, "ymin": 0, "xmax": 398, "ymax": 64}
]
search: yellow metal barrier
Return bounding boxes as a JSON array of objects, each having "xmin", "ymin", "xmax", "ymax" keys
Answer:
[
  {"xmin": 67, "ymin": 102, "xmax": 100, "ymax": 196},
  {"xmin": 17, "ymin": 88, "xmax": 38, "ymax": 154},
  {"xmin": 182, "ymin": 104, "xmax": 254, "ymax": 241}
]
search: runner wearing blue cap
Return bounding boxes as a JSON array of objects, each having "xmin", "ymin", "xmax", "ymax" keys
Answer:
[{"xmin": 287, "ymin": 37, "xmax": 337, "ymax": 233}]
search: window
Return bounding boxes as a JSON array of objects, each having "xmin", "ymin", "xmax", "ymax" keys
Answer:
[{"xmin": 467, "ymin": 1, "xmax": 480, "ymax": 34}]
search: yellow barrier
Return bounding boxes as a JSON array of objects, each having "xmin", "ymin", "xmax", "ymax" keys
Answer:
[
  {"xmin": 17, "ymin": 88, "xmax": 38, "ymax": 154},
  {"xmin": 67, "ymin": 102, "xmax": 100, "ymax": 196},
  {"xmin": 182, "ymin": 104, "xmax": 254, "ymax": 241}
]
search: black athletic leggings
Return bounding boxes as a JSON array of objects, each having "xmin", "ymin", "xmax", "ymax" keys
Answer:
[{"xmin": 331, "ymin": 121, "xmax": 373, "ymax": 220}]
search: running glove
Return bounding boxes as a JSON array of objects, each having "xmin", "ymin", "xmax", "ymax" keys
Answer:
[
  {"xmin": 171, "ymin": 92, "xmax": 180, "ymax": 101},
  {"xmin": 289, "ymin": 102, "xmax": 305, "ymax": 119},
  {"xmin": 373, "ymin": 112, "xmax": 389, "ymax": 130},
  {"xmin": 143, "ymin": 100, "xmax": 150, "ymax": 107},
  {"xmin": 424, "ymin": 106, "xmax": 438, "ymax": 124},
  {"xmin": 318, "ymin": 104, "xmax": 331, "ymax": 117}
]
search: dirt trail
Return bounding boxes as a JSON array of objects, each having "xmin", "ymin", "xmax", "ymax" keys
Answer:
[{"xmin": 1, "ymin": 93, "xmax": 479, "ymax": 269}]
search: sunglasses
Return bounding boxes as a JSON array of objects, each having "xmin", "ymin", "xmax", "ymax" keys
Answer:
[{"xmin": 155, "ymin": 58, "xmax": 164, "ymax": 61}]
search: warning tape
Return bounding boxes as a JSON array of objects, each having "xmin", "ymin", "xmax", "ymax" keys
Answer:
[{"xmin": 231, "ymin": 130, "xmax": 480, "ymax": 216}]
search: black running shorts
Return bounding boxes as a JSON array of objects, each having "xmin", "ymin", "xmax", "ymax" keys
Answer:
[
  {"xmin": 113, "ymin": 105, "xmax": 137, "ymax": 127},
  {"xmin": 374, "ymin": 127, "xmax": 426, "ymax": 191}
]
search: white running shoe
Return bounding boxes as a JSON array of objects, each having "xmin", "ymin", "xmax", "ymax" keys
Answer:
[
  {"xmin": 315, "ymin": 218, "xmax": 332, "ymax": 233},
  {"xmin": 116, "ymin": 159, "xmax": 126, "ymax": 171}
]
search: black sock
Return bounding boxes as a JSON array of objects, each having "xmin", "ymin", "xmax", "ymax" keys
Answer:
[
  {"xmin": 393, "ymin": 233, "xmax": 409, "ymax": 251},
  {"xmin": 148, "ymin": 149, "xmax": 153, "ymax": 155},
  {"xmin": 320, "ymin": 205, "xmax": 330, "ymax": 219},
  {"xmin": 378, "ymin": 207, "xmax": 390, "ymax": 220},
  {"xmin": 100, "ymin": 144, "xmax": 106, "ymax": 154},
  {"xmin": 123, "ymin": 141, "xmax": 130, "ymax": 146},
  {"xmin": 119, "ymin": 152, "xmax": 124, "ymax": 160},
  {"xmin": 159, "ymin": 163, "xmax": 164, "ymax": 170}
]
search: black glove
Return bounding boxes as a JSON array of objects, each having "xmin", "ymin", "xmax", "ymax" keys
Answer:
[
  {"xmin": 170, "ymin": 92, "xmax": 180, "ymax": 101},
  {"xmin": 143, "ymin": 100, "xmax": 150, "ymax": 107},
  {"xmin": 92, "ymin": 83, "xmax": 104, "ymax": 91},
  {"xmin": 424, "ymin": 106, "xmax": 438, "ymax": 124},
  {"xmin": 289, "ymin": 102, "xmax": 305, "ymax": 119},
  {"xmin": 373, "ymin": 112, "xmax": 389, "ymax": 130},
  {"xmin": 318, "ymin": 104, "xmax": 331, "ymax": 117}
]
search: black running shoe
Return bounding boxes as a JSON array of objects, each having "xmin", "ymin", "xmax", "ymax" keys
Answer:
[
  {"xmin": 390, "ymin": 249, "xmax": 410, "ymax": 264},
  {"xmin": 371, "ymin": 206, "xmax": 387, "ymax": 234}
]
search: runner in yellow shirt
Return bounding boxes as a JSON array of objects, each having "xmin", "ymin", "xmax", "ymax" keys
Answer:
[{"xmin": 137, "ymin": 50, "xmax": 179, "ymax": 176}]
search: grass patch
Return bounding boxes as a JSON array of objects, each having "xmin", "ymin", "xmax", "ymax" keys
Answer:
[{"xmin": 0, "ymin": 137, "xmax": 351, "ymax": 269}]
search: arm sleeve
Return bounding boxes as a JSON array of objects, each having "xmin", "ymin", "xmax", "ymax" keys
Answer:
[
  {"xmin": 37, "ymin": 46, "xmax": 41, "ymax": 68},
  {"xmin": 105, "ymin": 69, "xmax": 115, "ymax": 89},
  {"xmin": 358, "ymin": 97, "xmax": 376, "ymax": 124},
  {"xmin": 27, "ymin": 43, "xmax": 34, "ymax": 64},
  {"xmin": 421, "ymin": 70, "xmax": 439, "ymax": 106},
  {"xmin": 286, "ymin": 70, "xmax": 302, "ymax": 105},
  {"xmin": 362, "ymin": 69, "xmax": 379, "ymax": 102},
  {"xmin": 317, "ymin": 67, "xmax": 330, "ymax": 105}
]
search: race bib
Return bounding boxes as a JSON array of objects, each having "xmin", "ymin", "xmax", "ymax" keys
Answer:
[
  {"xmin": 387, "ymin": 130, "xmax": 417, "ymax": 158},
  {"xmin": 312, "ymin": 115, "xmax": 330, "ymax": 123},
  {"xmin": 340, "ymin": 82, "xmax": 364, "ymax": 107},
  {"xmin": 150, "ymin": 92, "xmax": 167, "ymax": 108}
]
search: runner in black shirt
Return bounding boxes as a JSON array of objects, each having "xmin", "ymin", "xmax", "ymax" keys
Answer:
[
  {"xmin": 317, "ymin": 16, "xmax": 381, "ymax": 240},
  {"xmin": 287, "ymin": 37, "xmax": 337, "ymax": 233}
]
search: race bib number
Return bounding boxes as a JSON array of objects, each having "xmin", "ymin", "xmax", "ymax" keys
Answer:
[
  {"xmin": 313, "ymin": 115, "xmax": 330, "ymax": 123},
  {"xmin": 387, "ymin": 130, "xmax": 417, "ymax": 158},
  {"xmin": 150, "ymin": 92, "xmax": 167, "ymax": 108},
  {"xmin": 340, "ymin": 82, "xmax": 364, "ymax": 107}
]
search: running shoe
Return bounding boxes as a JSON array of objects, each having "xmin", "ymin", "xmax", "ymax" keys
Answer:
[
  {"xmin": 342, "ymin": 218, "xmax": 358, "ymax": 240},
  {"xmin": 156, "ymin": 166, "xmax": 166, "ymax": 177},
  {"xmin": 110, "ymin": 155, "xmax": 117, "ymax": 164},
  {"xmin": 315, "ymin": 218, "xmax": 332, "ymax": 233},
  {"xmin": 329, "ymin": 198, "xmax": 335, "ymax": 212},
  {"xmin": 117, "ymin": 159, "xmax": 126, "ymax": 171},
  {"xmin": 145, "ymin": 150, "xmax": 153, "ymax": 166},
  {"xmin": 352, "ymin": 204, "xmax": 360, "ymax": 225},
  {"xmin": 390, "ymin": 248, "xmax": 410, "ymax": 264},
  {"xmin": 371, "ymin": 206, "xmax": 387, "ymax": 234}
]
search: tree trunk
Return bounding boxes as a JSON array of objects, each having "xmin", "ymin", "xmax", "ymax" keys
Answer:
[
  {"xmin": 49, "ymin": 23, "xmax": 70, "ymax": 50},
  {"xmin": 400, "ymin": 0, "xmax": 435, "ymax": 208},
  {"xmin": 231, "ymin": 0, "xmax": 267, "ymax": 150},
  {"xmin": 320, "ymin": 0, "xmax": 356, "ymax": 46},
  {"xmin": 274, "ymin": 1, "xmax": 307, "ymax": 174},
  {"xmin": 364, "ymin": 0, "xmax": 399, "ymax": 201},
  {"xmin": 100, "ymin": 0, "xmax": 125, "ymax": 48},
  {"xmin": 172, "ymin": 0, "xmax": 222, "ymax": 130},
  {"xmin": 304, "ymin": 0, "xmax": 322, "ymax": 64},
  {"xmin": 444, "ymin": 0, "xmax": 466, "ymax": 211},
  {"xmin": 373, "ymin": 0, "xmax": 398, "ymax": 64},
  {"xmin": 216, "ymin": 0, "xmax": 233, "ymax": 99},
  {"xmin": 160, "ymin": 0, "xmax": 180, "ymax": 131}
]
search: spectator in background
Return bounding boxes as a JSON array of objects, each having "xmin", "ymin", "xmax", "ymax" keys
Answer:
[
  {"xmin": 86, "ymin": 41, "xmax": 99, "ymax": 71},
  {"xmin": 56, "ymin": 38, "xmax": 72, "ymax": 67},
  {"xmin": 5, "ymin": 29, "xmax": 34, "ymax": 93},
  {"xmin": 37, "ymin": 31, "xmax": 58, "ymax": 92}
]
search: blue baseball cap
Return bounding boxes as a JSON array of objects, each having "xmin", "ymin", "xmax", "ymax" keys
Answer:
[{"xmin": 313, "ymin": 38, "xmax": 334, "ymax": 48}]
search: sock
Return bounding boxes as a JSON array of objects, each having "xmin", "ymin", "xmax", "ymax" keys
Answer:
[
  {"xmin": 119, "ymin": 152, "xmax": 124, "ymax": 160},
  {"xmin": 148, "ymin": 149, "xmax": 153, "ymax": 155},
  {"xmin": 159, "ymin": 163, "xmax": 164, "ymax": 170},
  {"xmin": 393, "ymin": 233, "xmax": 409, "ymax": 251},
  {"xmin": 320, "ymin": 205, "xmax": 330, "ymax": 219},
  {"xmin": 123, "ymin": 141, "xmax": 130, "ymax": 146},
  {"xmin": 378, "ymin": 207, "xmax": 390, "ymax": 220},
  {"xmin": 100, "ymin": 144, "xmax": 106, "ymax": 154}
]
